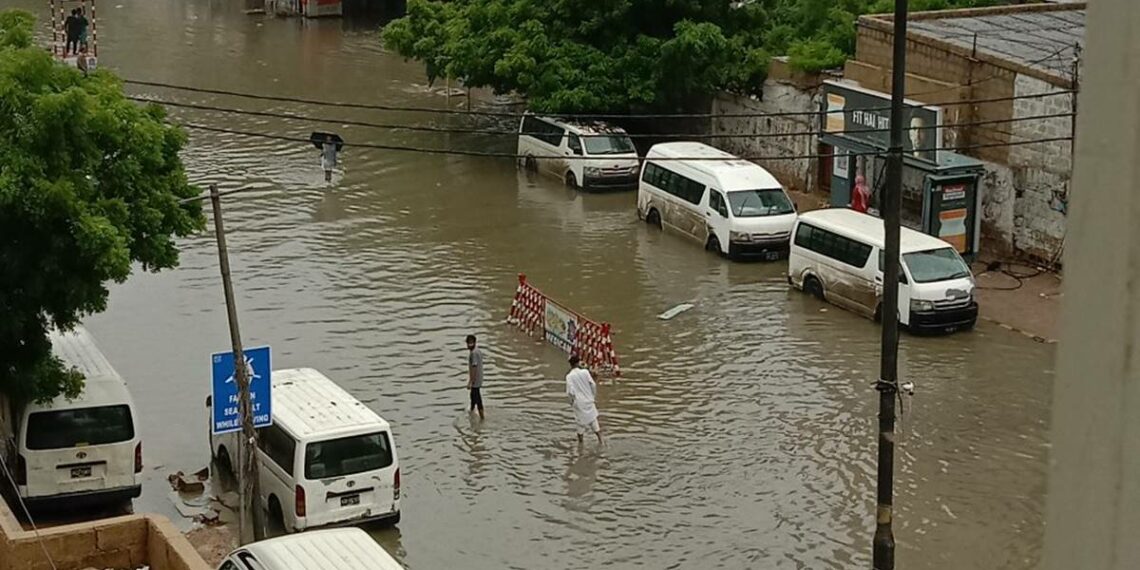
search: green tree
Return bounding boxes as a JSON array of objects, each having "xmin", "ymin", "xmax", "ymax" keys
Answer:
[
  {"xmin": 0, "ymin": 10, "xmax": 204, "ymax": 404},
  {"xmin": 382, "ymin": 0, "xmax": 1001, "ymax": 113}
]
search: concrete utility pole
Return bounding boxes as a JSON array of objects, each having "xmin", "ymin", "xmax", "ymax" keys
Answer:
[
  {"xmin": 1041, "ymin": 0, "xmax": 1140, "ymax": 568},
  {"xmin": 209, "ymin": 184, "xmax": 263, "ymax": 545},
  {"xmin": 873, "ymin": 1, "xmax": 908, "ymax": 569}
]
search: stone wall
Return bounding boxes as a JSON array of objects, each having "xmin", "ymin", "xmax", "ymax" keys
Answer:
[
  {"xmin": 709, "ymin": 65, "xmax": 821, "ymax": 194},
  {"xmin": 0, "ymin": 496, "xmax": 210, "ymax": 570}
]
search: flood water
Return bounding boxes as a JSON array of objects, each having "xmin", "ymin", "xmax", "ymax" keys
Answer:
[{"xmin": 11, "ymin": 1, "xmax": 1054, "ymax": 568}]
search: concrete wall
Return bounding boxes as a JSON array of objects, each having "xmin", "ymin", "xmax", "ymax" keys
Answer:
[{"xmin": 0, "ymin": 497, "xmax": 210, "ymax": 570}]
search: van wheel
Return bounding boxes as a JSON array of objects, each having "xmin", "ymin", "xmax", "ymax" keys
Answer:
[
  {"xmin": 565, "ymin": 172, "xmax": 579, "ymax": 189},
  {"xmin": 804, "ymin": 275, "xmax": 825, "ymax": 300},
  {"xmin": 706, "ymin": 235, "xmax": 723, "ymax": 256},
  {"xmin": 523, "ymin": 155, "xmax": 538, "ymax": 173},
  {"xmin": 215, "ymin": 446, "xmax": 234, "ymax": 479},
  {"xmin": 646, "ymin": 209, "xmax": 661, "ymax": 228},
  {"xmin": 268, "ymin": 496, "xmax": 287, "ymax": 537}
]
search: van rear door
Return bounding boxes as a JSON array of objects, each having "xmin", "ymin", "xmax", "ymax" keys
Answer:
[
  {"xmin": 21, "ymin": 404, "xmax": 137, "ymax": 498},
  {"xmin": 302, "ymin": 431, "xmax": 397, "ymax": 526}
]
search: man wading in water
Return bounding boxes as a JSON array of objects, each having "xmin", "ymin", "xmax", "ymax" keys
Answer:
[
  {"xmin": 565, "ymin": 354, "xmax": 603, "ymax": 446},
  {"xmin": 466, "ymin": 334, "xmax": 485, "ymax": 420}
]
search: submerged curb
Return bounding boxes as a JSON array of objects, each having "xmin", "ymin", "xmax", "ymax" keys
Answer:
[{"xmin": 979, "ymin": 315, "xmax": 1058, "ymax": 344}]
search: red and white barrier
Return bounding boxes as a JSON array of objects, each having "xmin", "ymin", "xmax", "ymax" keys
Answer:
[{"xmin": 507, "ymin": 274, "xmax": 620, "ymax": 377}]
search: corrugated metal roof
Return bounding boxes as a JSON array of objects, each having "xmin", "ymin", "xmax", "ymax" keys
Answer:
[
  {"xmin": 271, "ymin": 368, "xmax": 389, "ymax": 439},
  {"xmin": 906, "ymin": 7, "xmax": 1084, "ymax": 82}
]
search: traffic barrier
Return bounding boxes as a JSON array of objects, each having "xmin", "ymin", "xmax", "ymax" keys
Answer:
[{"xmin": 507, "ymin": 274, "xmax": 620, "ymax": 377}]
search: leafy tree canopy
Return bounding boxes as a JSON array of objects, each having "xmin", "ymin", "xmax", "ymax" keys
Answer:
[
  {"xmin": 0, "ymin": 10, "xmax": 204, "ymax": 403},
  {"xmin": 383, "ymin": 0, "xmax": 1000, "ymax": 113}
]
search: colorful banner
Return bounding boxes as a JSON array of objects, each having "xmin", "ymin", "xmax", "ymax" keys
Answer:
[{"xmin": 544, "ymin": 301, "xmax": 579, "ymax": 353}]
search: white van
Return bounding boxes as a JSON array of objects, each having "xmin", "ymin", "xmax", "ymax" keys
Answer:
[
  {"xmin": 638, "ymin": 142, "xmax": 798, "ymax": 260},
  {"xmin": 0, "ymin": 326, "xmax": 142, "ymax": 510},
  {"xmin": 788, "ymin": 209, "xmax": 978, "ymax": 333},
  {"xmin": 217, "ymin": 527, "xmax": 404, "ymax": 570},
  {"xmin": 209, "ymin": 368, "xmax": 401, "ymax": 533},
  {"xmin": 517, "ymin": 114, "xmax": 640, "ymax": 190}
]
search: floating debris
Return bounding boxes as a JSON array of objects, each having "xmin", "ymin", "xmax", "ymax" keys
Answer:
[{"xmin": 658, "ymin": 303, "xmax": 694, "ymax": 320}]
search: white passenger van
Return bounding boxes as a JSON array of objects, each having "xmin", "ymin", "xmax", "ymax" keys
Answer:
[
  {"xmin": 517, "ymin": 113, "xmax": 640, "ymax": 190},
  {"xmin": 638, "ymin": 142, "xmax": 798, "ymax": 260},
  {"xmin": 217, "ymin": 527, "xmax": 404, "ymax": 570},
  {"xmin": 208, "ymin": 368, "xmax": 401, "ymax": 533},
  {"xmin": 788, "ymin": 209, "xmax": 978, "ymax": 333},
  {"xmin": 0, "ymin": 326, "xmax": 142, "ymax": 510}
]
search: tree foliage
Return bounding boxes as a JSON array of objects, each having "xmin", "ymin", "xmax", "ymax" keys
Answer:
[
  {"xmin": 382, "ymin": 0, "xmax": 1000, "ymax": 113},
  {"xmin": 0, "ymin": 10, "xmax": 204, "ymax": 403}
]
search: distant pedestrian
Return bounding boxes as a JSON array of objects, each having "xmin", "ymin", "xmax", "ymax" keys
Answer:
[
  {"xmin": 466, "ymin": 334, "xmax": 485, "ymax": 420},
  {"xmin": 321, "ymin": 139, "xmax": 337, "ymax": 182},
  {"xmin": 64, "ymin": 9, "xmax": 79, "ymax": 56},
  {"xmin": 851, "ymin": 174, "xmax": 871, "ymax": 214},
  {"xmin": 565, "ymin": 354, "xmax": 603, "ymax": 446},
  {"xmin": 76, "ymin": 8, "xmax": 89, "ymax": 53}
]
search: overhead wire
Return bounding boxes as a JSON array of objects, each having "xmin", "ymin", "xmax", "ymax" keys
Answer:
[
  {"xmin": 0, "ymin": 453, "xmax": 59, "ymax": 570},
  {"xmin": 123, "ymin": 77, "xmax": 1074, "ymax": 120},
  {"xmin": 130, "ymin": 95, "xmax": 1075, "ymax": 141}
]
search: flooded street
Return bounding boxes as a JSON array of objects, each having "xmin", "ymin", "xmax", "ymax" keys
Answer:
[{"xmin": 14, "ymin": 1, "xmax": 1053, "ymax": 568}]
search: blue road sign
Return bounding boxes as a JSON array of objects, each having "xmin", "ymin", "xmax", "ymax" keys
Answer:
[{"xmin": 211, "ymin": 346, "xmax": 272, "ymax": 435}]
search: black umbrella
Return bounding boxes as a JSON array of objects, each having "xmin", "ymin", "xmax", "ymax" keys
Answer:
[{"xmin": 309, "ymin": 132, "xmax": 344, "ymax": 151}]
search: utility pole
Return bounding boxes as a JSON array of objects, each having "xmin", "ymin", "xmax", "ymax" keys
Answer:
[
  {"xmin": 874, "ymin": 1, "xmax": 908, "ymax": 569},
  {"xmin": 209, "ymin": 184, "xmax": 263, "ymax": 545}
]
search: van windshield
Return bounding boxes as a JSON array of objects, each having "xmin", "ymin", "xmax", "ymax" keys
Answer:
[
  {"xmin": 305, "ymin": 432, "xmax": 393, "ymax": 480},
  {"xmin": 583, "ymin": 135, "xmax": 635, "ymax": 155},
  {"xmin": 25, "ymin": 405, "xmax": 134, "ymax": 450},
  {"xmin": 728, "ymin": 189, "xmax": 794, "ymax": 217},
  {"xmin": 903, "ymin": 248, "xmax": 972, "ymax": 283}
]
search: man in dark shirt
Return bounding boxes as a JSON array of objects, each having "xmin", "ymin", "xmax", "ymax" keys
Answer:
[
  {"xmin": 64, "ymin": 10, "xmax": 79, "ymax": 56},
  {"xmin": 466, "ymin": 334, "xmax": 485, "ymax": 420}
]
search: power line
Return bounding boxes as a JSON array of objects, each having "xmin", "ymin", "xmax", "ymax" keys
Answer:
[
  {"xmin": 124, "ymin": 78, "xmax": 1074, "ymax": 120},
  {"xmin": 0, "ymin": 453, "xmax": 58, "ymax": 570},
  {"xmin": 134, "ymin": 96, "xmax": 1074, "ymax": 141}
]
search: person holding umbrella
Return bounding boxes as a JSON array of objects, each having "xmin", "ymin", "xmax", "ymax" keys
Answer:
[{"xmin": 310, "ymin": 132, "xmax": 344, "ymax": 183}]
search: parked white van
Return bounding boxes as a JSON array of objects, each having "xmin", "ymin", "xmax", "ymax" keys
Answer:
[
  {"xmin": 638, "ymin": 142, "xmax": 798, "ymax": 260},
  {"xmin": 208, "ymin": 368, "xmax": 401, "ymax": 533},
  {"xmin": 0, "ymin": 326, "xmax": 142, "ymax": 510},
  {"xmin": 217, "ymin": 527, "xmax": 404, "ymax": 570},
  {"xmin": 788, "ymin": 209, "xmax": 978, "ymax": 333},
  {"xmin": 517, "ymin": 114, "xmax": 640, "ymax": 190}
]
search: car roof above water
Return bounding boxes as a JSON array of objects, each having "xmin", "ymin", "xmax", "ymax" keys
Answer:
[
  {"xmin": 26, "ymin": 326, "xmax": 132, "ymax": 413},
  {"xmin": 272, "ymin": 368, "xmax": 390, "ymax": 440},
  {"xmin": 646, "ymin": 142, "xmax": 783, "ymax": 191},
  {"xmin": 797, "ymin": 208, "xmax": 955, "ymax": 254},
  {"xmin": 239, "ymin": 528, "xmax": 404, "ymax": 570}
]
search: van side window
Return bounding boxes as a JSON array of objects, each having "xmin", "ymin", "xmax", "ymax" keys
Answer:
[
  {"xmin": 568, "ymin": 134, "xmax": 583, "ymax": 155},
  {"xmin": 643, "ymin": 162, "xmax": 704, "ymax": 205},
  {"xmin": 796, "ymin": 223, "xmax": 872, "ymax": 268},
  {"xmin": 522, "ymin": 116, "xmax": 564, "ymax": 147},
  {"xmin": 710, "ymin": 191, "xmax": 729, "ymax": 217},
  {"xmin": 257, "ymin": 424, "xmax": 296, "ymax": 476},
  {"xmin": 878, "ymin": 251, "xmax": 910, "ymax": 283}
]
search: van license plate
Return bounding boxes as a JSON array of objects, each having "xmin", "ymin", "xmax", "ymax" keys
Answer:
[
  {"xmin": 70, "ymin": 466, "xmax": 92, "ymax": 479},
  {"xmin": 340, "ymin": 494, "xmax": 360, "ymax": 506}
]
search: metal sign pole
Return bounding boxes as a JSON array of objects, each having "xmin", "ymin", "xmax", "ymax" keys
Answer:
[{"xmin": 209, "ymin": 184, "xmax": 263, "ymax": 545}]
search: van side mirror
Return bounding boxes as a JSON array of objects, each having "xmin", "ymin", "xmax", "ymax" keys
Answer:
[{"xmin": 899, "ymin": 272, "xmax": 908, "ymax": 284}]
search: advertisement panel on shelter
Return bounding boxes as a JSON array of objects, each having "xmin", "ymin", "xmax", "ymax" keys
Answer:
[
  {"xmin": 544, "ymin": 301, "xmax": 579, "ymax": 354},
  {"xmin": 820, "ymin": 81, "xmax": 944, "ymax": 165},
  {"xmin": 934, "ymin": 182, "xmax": 971, "ymax": 253}
]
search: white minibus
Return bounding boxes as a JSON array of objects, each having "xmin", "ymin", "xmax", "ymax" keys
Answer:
[
  {"xmin": 209, "ymin": 368, "xmax": 401, "ymax": 533},
  {"xmin": 637, "ymin": 142, "xmax": 798, "ymax": 260},
  {"xmin": 216, "ymin": 527, "xmax": 404, "ymax": 570},
  {"xmin": 788, "ymin": 209, "xmax": 978, "ymax": 333},
  {"xmin": 0, "ymin": 326, "xmax": 142, "ymax": 510},
  {"xmin": 517, "ymin": 114, "xmax": 640, "ymax": 190}
]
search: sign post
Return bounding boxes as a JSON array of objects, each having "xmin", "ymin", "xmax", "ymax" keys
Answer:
[{"xmin": 211, "ymin": 346, "xmax": 272, "ymax": 435}]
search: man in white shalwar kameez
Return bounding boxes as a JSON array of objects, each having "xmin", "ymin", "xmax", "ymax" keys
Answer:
[{"xmin": 565, "ymin": 354, "xmax": 603, "ymax": 445}]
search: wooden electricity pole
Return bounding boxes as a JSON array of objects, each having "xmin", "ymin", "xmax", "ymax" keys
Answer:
[{"xmin": 209, "ymin": 184, "xmax": 263, "ymax": 545}]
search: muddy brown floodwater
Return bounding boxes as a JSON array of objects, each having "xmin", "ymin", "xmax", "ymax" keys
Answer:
[{"xmin": 11, "ymin": 0, "xmax": 1055, "ymax": 568}]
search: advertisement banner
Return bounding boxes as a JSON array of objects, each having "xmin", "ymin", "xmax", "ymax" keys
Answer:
[
  {"xmin": 821, "ymin": 81, "xmax": 944, "ymax": 165},
  {"xmin": 544, "ymin": 301, "xmax": 579, "ymax": 354}
]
